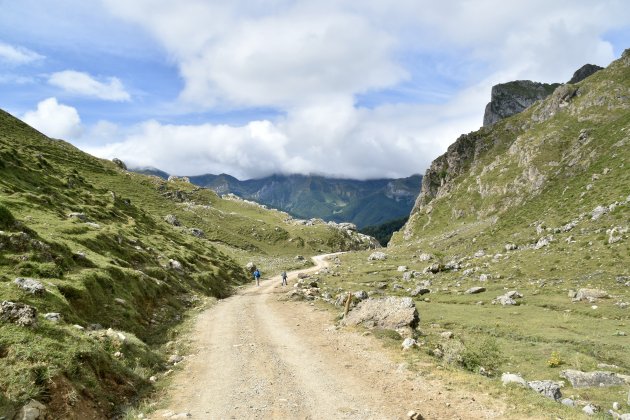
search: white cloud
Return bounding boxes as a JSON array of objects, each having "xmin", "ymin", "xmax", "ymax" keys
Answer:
[
  {"xmin": 0, "ymin": 41, "xmax": 44, "ymax": 65},
  {"xmin": 49, "ymin": 70, "xmax": 131, "ymax": 102},
  {"xmin": 22, "ymin": 97, "xmax": 82, "ymax": 139},
  {"xmin": 95, "ymin": 1, "xmax": 630, "ymax": 179}
]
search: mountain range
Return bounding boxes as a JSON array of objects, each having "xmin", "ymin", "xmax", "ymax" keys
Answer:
[{"xmin": 132, "ymin": 170, "xmax": 422, "ymax": 229}]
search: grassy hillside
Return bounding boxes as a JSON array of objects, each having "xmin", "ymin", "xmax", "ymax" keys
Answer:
[
  {"xmin": 0, "ymin": 110, "xmax": 377, "ymax": 418},
  {"xmin": 317, "ymin": 50, "xmax": 630, "ymax": 415}
]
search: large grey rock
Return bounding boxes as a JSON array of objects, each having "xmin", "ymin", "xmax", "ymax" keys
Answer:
[
  {"xmin": 164, "ymin": 214, "xmax": 181, "ymax": 226},
  {"xmin": 501, "ymin": 373, "xmax": 527, "ymax": 387},
  {"xmin": 560, "ymin": 370, "xmax": 626, "ymax": 388},
  {"xmin": 15, "ymin": 399, "xmax": 46, "ymax": 420},
  {"xmin": 342, "ymin": 297, "xmax": 419, "ymax": 330},
  {"xmin": 401, "ymin": 337, "xmax": 418, "ymax": 351},
  {"xmin": 465, "ymin": 287, "xmax": 486, "ymax": 294},
  {"xmin": 483, "ymin": 80, "xmax": 559, "ymax": 126},
  {"xmin": 14, "ymin": 278, "xmax": 45, "ymax": 295},
  {"xmin": 44, "ymin": 313, "xmax": 61, "ymax": 322},
  {"xmin": 575, "ymin": 289, "xmax": 609, "ymax": 301},
  {"xmin": 0, "ymin": 301, "xmax": 37, "ymax": 327},
  {"xmin": 410, "ymin": 287, "xmax": 430, "ymax": 297},
  {"xmin": 527, "ymin": 380, "xmax": 562, "ymax": 401},
  {"xmin": 368, "ymin": 252, "xmax": 387, "ymax": 261},
  {"xmin": 353, "ymin": 290, "xmax": 369, "ymax": 301},
  {"xmin": 189, "ymin": 228, "xmax": 204, "ymax": 237}
]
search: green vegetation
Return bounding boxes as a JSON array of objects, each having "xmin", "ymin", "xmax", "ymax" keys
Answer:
[
  {"xmin": 0, "ymin": 109, "xmax": 376, "ymax": 417},
  {"xmin": 310, "ymin": 50, "xmax": 630, "ymax": 415},
  {"xmin": 360, "ymin": 216, "xmax": 409, "ymax": 246}
]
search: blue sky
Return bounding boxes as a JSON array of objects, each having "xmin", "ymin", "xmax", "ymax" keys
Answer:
[{"xmin": 1, "ymin": 0, "xmax": 629, "ymax": 179}]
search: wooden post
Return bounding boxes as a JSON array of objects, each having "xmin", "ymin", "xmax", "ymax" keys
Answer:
[{"xmin": 344, "ymin": 292, "xmax": 352, "ymax": 317}]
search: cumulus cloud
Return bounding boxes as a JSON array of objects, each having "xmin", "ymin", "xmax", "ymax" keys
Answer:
[
  {"xmin": 0, "ymin": 41, "xmax": 44, "ymax": 65},
  {"xmin": 22, "ymin": 97, "xmax": 82, "ymax": 139},
  {"xmin": 94, "ymin": 1, "xmax": 629, "ymax": 179},
  {"xmin": 49, "ymin": 70, "xmax": 131, "ymax": 101}
]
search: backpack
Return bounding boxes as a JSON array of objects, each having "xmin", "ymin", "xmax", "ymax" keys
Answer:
[{"xmin": 254, "ymin": 270, "xmax": 260, "ymax": 277}]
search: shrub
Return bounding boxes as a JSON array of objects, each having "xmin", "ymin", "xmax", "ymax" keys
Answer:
[
  {"xmin": 460, "ymin": 337, "xmax": 502, "ymax": 373},
  {"xmin": 547, "ymin": 351, "xmax": 564, "ymax": 367}
]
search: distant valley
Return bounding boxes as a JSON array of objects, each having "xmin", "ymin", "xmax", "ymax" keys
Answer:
[{"xmin": 132, "ymin": 169, "xmax": 422, "ymax": 230}]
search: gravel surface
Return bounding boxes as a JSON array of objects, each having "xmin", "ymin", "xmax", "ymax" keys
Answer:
[{"xmin": 150, "ymin": 254, "xmax": 508, "ymax": 419}]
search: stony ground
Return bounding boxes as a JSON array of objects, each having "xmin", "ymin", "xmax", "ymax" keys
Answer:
[{"xmin": 149, "ymin": 255, "xmax": 518, "ymax": 420}]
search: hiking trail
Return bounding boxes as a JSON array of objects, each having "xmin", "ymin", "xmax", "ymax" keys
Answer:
[{"xmin": 150, "ymin": 254, "xmax": 509, "ymax": 419}]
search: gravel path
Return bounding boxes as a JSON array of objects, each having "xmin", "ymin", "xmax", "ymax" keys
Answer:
[{"xmin": 150, "ymin": 255, "xmax": 508, "ymax": 419}]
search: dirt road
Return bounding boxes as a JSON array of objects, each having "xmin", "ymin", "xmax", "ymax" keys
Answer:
[{"xmin": 151, "ymin": 255, "xmax": 507, "ymax": 419}]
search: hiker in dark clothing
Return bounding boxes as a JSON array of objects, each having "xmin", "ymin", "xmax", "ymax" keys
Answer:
[{"xmin": 281, "ymin": 271, "xmax": 288, "ymax": 286}]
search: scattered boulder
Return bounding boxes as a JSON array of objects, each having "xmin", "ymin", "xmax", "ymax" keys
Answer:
[
  {"xmin": 591, "ymin": 205, "xmax": 608, "ymax": 220},
  {"xmin": 418, "ymin": 253, "xmax": 433, "ymax": 261},
  {"xmin": 368, "ymin": 252, "xmax": 387, "ymax": 261},
  {"xmin": 465, "ymin": 287, "xmax": 486, "ymax": 295},
  {"xmin": 353, "ymin": 290, "xmax": 369, "ymax": 301},
  {"xmin": 169, "ymin": 259, "xmax": 183, "ymax": 271},
  {"xmin": 401, "ymin": 337, "xmax": 418, "ymax": 351},
  {"xmin": 505, "ymin": 243, "xmax": 518, "ymax": 251},
  {"xmin": 582, "ymin": 404, "xmax": 598, "ymax": 416},
  {"xmin": 501, "ymin": 373, "xmax": 527, "ymax": 387},
  {"xmin": 14, "ymin": 278, "xmax": 45, "ymax": 295},
  {"xmin": 342, "ymin": 297, "xmax": 419, "ymax": 331},
  {"xmin": 245, "ymin": 262, "xmax": 257, "ymax": 273},
  {"xmin": 15, "ymin": 399, "xmax": 47, "ymax": 420},
  {"xmin": 168, "ymin": 354, "xmax": 184, "ymax": 364},
  {"xmin": 440, "ymin": 331, "xmax": 454, "ymax": 339},
  {"xmin": 493, "ymin": 291, "xmax": 523, "ymax": 306},
  {"xmin": 1, "ymin": 301, "xmax": 37, "ymax": 327},
  {"xmin": 44, "ymin": 313, "xmax": 61, "ymax": 322},
  {"xmin": 112, "ymin": 158, "xmax": 127, "ymax": 170},
  {"xmin": 575, "ymin": 288, "xmax": 609, "ymax": 301},
  {"xmin": 167, "ymin": 175, "xmax": 190, "ymax": 183},
  {"xmin": 410, "ymin": 287, "xmax": 430, "ymax": 297},
  {"xmin": 474, "ymin": 250, "xmax": 486, "ymax": 258},
  {"xmin": 295, "ymin": 255, "xmax": 305, "ymax": 261},
  {"xmin": 398, "ymin": 266, "xmax": 408, "ymax": 272},
  {"xmin": 67, "ymin": 212, "xmax": 87, "ymax": 221},
  {"xmin": 189, "ymin": 228, "xmax": 204, "ymax": 238},
  {"xmin": 164, "ymin": 214, "xmax": 180, "ymax": 226},
  {"xmin": 560, "ymin": 370, "xmax": 626, "ymax": 388},
  {"xmin": 561, "ymin": 398, "xmax": 576, "ymax": 407},
  {"xmin": 424, "ymin": 263, "xmax": 444, "ymax": 274},
  {"xmin": 534, "ymin": 236, "xmax": 552, "ymax": 249},
  {"xmin": 527, "ymin": 380, "xmax": 562, "ymax": 401}
]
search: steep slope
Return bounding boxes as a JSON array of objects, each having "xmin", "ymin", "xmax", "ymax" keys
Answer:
[
  {"xmin": 316, "ymin": 50, "xmax": 629, "ymax": 415},
  {"xmin": 188, "ymin": 173, "xmax": 422, "ymax": 228},
  {"xmin": 0, "ymin": 110, "xmax": 377, "ymax": 418}
]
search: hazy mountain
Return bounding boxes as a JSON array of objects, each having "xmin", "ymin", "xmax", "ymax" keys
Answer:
[{"xmin": 188, "ymin": 173, "xmax": 422, "ymax": 228}]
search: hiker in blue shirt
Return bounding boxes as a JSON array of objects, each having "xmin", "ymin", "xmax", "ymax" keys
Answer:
[{"xmin": 253, "ymin": 269, "xmax": 261, "ymax": 286}]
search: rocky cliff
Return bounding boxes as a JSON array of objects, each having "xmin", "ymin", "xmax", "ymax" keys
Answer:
[
  {"xmin": 401, "ymin": 48, "xmax": 629, "ymax": 243},
  {"xmin": 483, "ymin": 80, "xmax": 560, "ymax": 126},
  {"xmin": 482, "ymin": 64, "xmax": 604, "ymax": 127}
]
